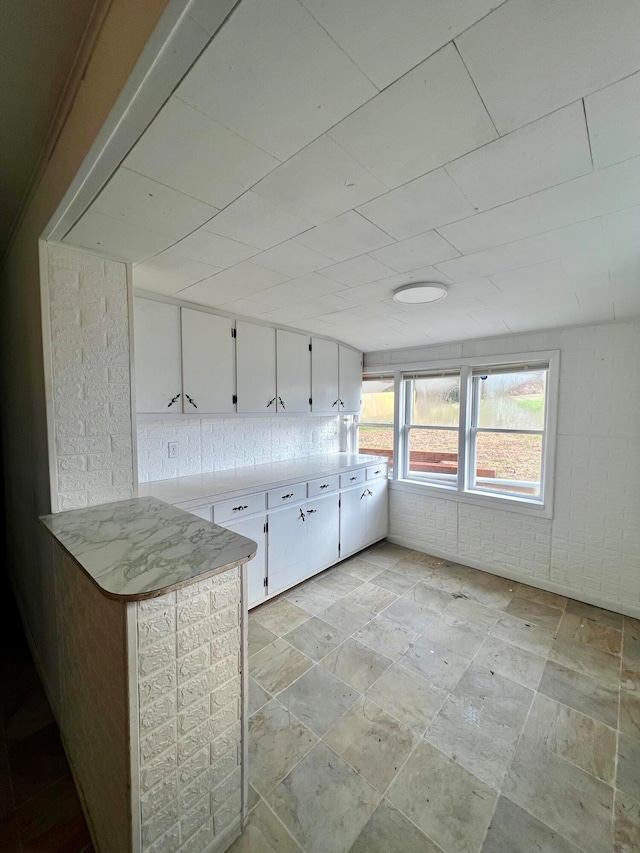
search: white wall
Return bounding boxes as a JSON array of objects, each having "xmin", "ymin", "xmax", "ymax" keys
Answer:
[
  {"xmin": 366, "ymin": 318, "xmax": 640, "ymax": 616},
  {"xmin": 137, "ymin": 416, "xmax": 341, "ymax": 483}
]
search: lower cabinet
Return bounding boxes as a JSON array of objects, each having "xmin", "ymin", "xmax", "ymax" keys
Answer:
[
  {"xmin": 266, "ymin": 502, "xmax": 309, "ymax": 597},
  {"xmin": 222, "ymin": 514, "xmax": 267, "ymax": 608},
  {"xmin": 340, "ymin": 478, "xmax": 389, "ymax": 559}
]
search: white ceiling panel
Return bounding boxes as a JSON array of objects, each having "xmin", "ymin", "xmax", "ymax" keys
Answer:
[
  {"xmin": 585, "ymin": 72, "xmax": 640, "ymax": 169},
  {"xmin": 124, "ymin": 97, "xmax": 278, "ymax": 209},
  {"xmin": 133, "ymin": 254, "xmax": 221, "ymax": 296},
  {"xmin": 457, "ymin": 0, "xmax": 640, "ymax": 133},
  {"xmin": 435, "ymin": 246, "xmax": 520, "ymax": 282},
  {"xmin": 488, "ymin": 260, "xmax": 570, "ymax": 296},
  {"xmin": 437, "ymin": 196, "xmax": 548, "ymax": 255},
  {"xmin": 446, "ymin": 102, "xmax": 592, "ymax": 211},
  {"xmin": 505, "ymin": 220, "xmax": 604, "ymax": 268},
  {"xmin": 204, "ymin": 192, "xmax": 313, "ymax": 250},
  {"xmin": 177, "ymin": 262, "xmax": 288, "ymax": 306},
  {"xmin": 64, "ymin": 210, "xmax": 173, "ymax": 262},
  {"xmin": 335, "ymin": 281, "xmax": 397, "ymax": 305},
  {"xmin": 165, "ymin": 228, "xmax": 259, "ymax": 269},
  {"xmin": 329, "ymin": 45, "xmax": 497, "ymax": 188},
  {"xmin": 250, "ymin": 274, "xmax": 347, "ymax": 308},
  {"xmin": 357, "ymin": 168, "xmax": 476, "ymax": 241},
  {"xmin": 370, "ymin": 231, "xmax": 459, "ymax": 273},
  {"xmin": 251, "ymin": 240, "xmax": 331, "ymax": 278},
  {"xmin": 319, "ymin": 255, "xmax": 396, "ymax": 287},
  {"xmin": 381, "ymin": 266, "xmax": 453, "ymax": 290},
  {"xmin": 602, "ymin": 205, "xmax": 640, "ymax": 289},
  {"xmin": 252, "ymin": 135, "xmax": 388, "ymax": 224},
  {"xmin": 216, "ymin": 298, "xmax": 274, "ymax": 316},
  {"xmin": 93, "ymin": 168, "xmax": 218, "ymax": 240},
  {"xmin": 175, "ymin": 0, "xmax": 376, "ymax": 161},
  {"xmin": 300, "ymin": 0, "xmax": 504, "ymax": 90},
  {"xmin": 294, "ymin": 211, "xmax": 393, "ymax": 262}
]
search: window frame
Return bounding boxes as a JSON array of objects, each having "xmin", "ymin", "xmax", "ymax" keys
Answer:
[
  {"xmin": 362, "ymin": 351, "xmax": 559, "ymax": 519},
  {"xmin": 354, "ymin": 374, "xmax": 396, "ymax": 469}
]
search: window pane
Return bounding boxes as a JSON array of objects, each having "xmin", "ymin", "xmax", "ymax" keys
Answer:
[
  {"xmin": 476, "ymin": 370, "xmax": 546, "ymax": 430},
  {"xmin": 360, "ymin": 377, "xmax": 394, "ymax": 424},
  {"xmin": 407, "ymin": 428, "xmax": 458, "ymax": 487},
  {"xmin": 473, "ymin": 432, "xmax": 542, "ymax": 498},
  {"xmin": 358, "ymin": 425, "xmax": 393, "ymax": 468},
  {"xmin": 409, "ymin": 375, "xmax": 460, "ymax": 426}
]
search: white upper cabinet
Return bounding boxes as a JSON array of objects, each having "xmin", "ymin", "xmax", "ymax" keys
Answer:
[
  {"xmin": 181, "ymin": 308, "xmax": 234, "ymax": 414},
  {"xmin": 311, "ymin": 337, "xmax": 339, "ymax": 412},
  {"xmin": 134, "ymin": 298, "xmax": 182, "ymax": 413},
  {"xmin": 339, "ymin": 345, "xmax": 363, "ymax": 413},
  {"xmin": 276, "ymin": 330, "xmax": 310, "ymax": 413},
  {"xmin": 236, "ymin": 321, "xmax": 277, "ymax": 413}
]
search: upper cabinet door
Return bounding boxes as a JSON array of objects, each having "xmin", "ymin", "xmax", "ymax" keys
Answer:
[
  {"xmin": 181, "ymin": 308, "xmax": 234, "ymax": 414},
  {"xmin": 311, "ymin": 338, "xmax": 339, "ymax": 413},
  {"xmin": 276, "ymin": 330, "xmax": 310, "ymax": 414},
  {"xmin": 134, "ymin": 298, "xmax": 182, "ymax": 413},
  {"xmin": 339, "ymin": 345, "xmax": 363, "ymax": 414},
  {"xmin": 236, "ymin": 321, "xmax": 277, "ymax": 413}
]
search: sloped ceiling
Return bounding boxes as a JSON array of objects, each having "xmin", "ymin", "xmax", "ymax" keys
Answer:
[{"xmin": 63, "ymin": 0, "xmax": 640, "ymax": 351}]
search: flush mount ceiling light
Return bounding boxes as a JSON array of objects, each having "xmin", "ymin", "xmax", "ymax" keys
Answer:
[{"xmin": 392, "ymin": 281, "xmax": 448, "ymax": 304}]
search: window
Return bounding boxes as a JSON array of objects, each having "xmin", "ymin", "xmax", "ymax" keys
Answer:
[
  {"xmin": 356, "ymin": 375, "xmax": 394, "ymax": 469},
  {"xmin": 403, "ymin": 372, "xmax": 460, "ymax": 487}
]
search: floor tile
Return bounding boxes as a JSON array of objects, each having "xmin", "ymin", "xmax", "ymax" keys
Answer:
[
  {"xmin": 7, "ymin": 723, "xmax": 69, "ymax": 808},
  {"xmin": 248, "ymin": 700, "xmax": 317, "ymax": 798},
  {"xmin": 14, "ymin": 773, "xmax": 92, "ymax": 852},
  {"xmin": 392, "ymin": 560, "xmax": 437, "ymax": 584},
  {"xmin": 353, "ymin": 614, "xmax": 419, "ymax": 659},
  {"xmin": 474, "ymin": 635, "xmax": 546, "ymax": 690},
  {"xmin": 623, "ymin": 618, "xmax": 640, "ymax": 664},
  {"xmin": 614, "ymin": 790, "xmax": 640, "ymax": 853},
  {"xmin": 0, "ymin": 816, "xmax": 20, "ymax": 853},
  {"xmin": 285, "ymin": 583, "xmax": 341, "ymax": 616},
  {"xmin": 370, "ymin": 569, "xmax": 416, "ymax": 595},
  {"xmin": 400, "ymin": 637, "xmax": 470, "ymax": 692},
  {"xmin": 324, "ymin": 696, "xmax": 417, "ymax": 793},
  {"xmin": 248, "ymin": 679, "xmax": 271, "ymax": 717},
  {"xmin": 248, "ymin": 620, "xmax": 278, "ymax": 658},
  {"xmin": 319, "ymin": 600, "xmax": 376, "ymax": 635},
  {"xmin": 538, "ymin": 660, "xmax": 619, "ymax": 728},
  {"xmin": 620, "ymin": 690, "xmax": 640, "ymax": 739},
  {"xmin": 381, "ymin": 598, "xmax": 436, "ymax": 633},
  {"xmin": 622, "ymin": 658, "xmax": 640, "ymax": 693},
  {"xmin": 462, "ymin": 572, "xmax": 516, "ymax": 611},
  {"xmin": 420, "ymin": 614, "xmax": 486, "ymax": 659},
  {"xmin": 443, "ymin": 597, "xmax": 500, "ymax": 633},
  {"xmin": 349, "ymin": 798, "xmax": 442, "ymax": 853},
  {"xmin": 1, "ymin": 681, "xmax": 55, "ymax": 747},
  {"xmin": 320, "ymin": 638, "xmax": 392, "ymax": 693},
  {"xmin": 403, "ymin": 582, "xmax": 452, "ymax": 614},
  {"xmin": 452, "ymin": 663, "xmax": 533, "ymax": 730},
  {"xmin": 480, "ymin": 795, "xmax": 581, "ymax": 852},
  {"xmin": 344, "ymin": 583, "xmax": 398, "ymax": 613},
  {"xmin": 359, "ymin": 544, "xmax": 404, "ymax": 569},
  {"xmin": 617, "ymin": 734, "xmax": 640, "ymax": 801},
  {"xmin": 387, "ymin": 740, "xmax": 497, "ymax": 853},
  {"xmin": 267, "ymin": 742, "xmax": 379, "ymax": 853},
  {"xmin": 283, "ymin": 617, "xmax": 346, "ymax": 662},
  {"xmin": 549, "ymin": 636, "xmax": 621, "ymax": 689},
  {"xmin": 505, "ymin": 696, "xmax": 614, "ymax": 853},
  {"xmin": 277, "ymin": 666, "xmax": 359, "ymax": 736},
  {"xmin": 248, "ymin": 785, "xmax": 260, "ymax": 813},
  {"xmin": 421, "ymin": 564, "xmax": 472, "ymax": 594},
  {"xmin": 366, "ymin": 662, "xmax": 447, "ymax": 735},
  {"xmin": 505, "ymin": 598, "xmax": 563, "ymax": 631},
  {"xmin": 425, "ymin": 694, "xmax": 520, "ymax": 789},
  {"xmin": 338, "ymin": 558, "xmax": 384, "ymax": 582},
  {"xmin": 314, "ymin": 570, "xmax": 364, "ymax": 597},
  {"xmin": 490, "ymin": 613, "xmax": 556, "ymax": 657},
  {"xmin": 513, "ymin": 584, "xmax": 568, "ymax": 611},
  {"xmin": 557, "ymin": 612, "xmax": 622, "ymax": 656},
  {"xmin": 227, "ymin": 800, "xmax": 302, "ymax": 852},
  {"xmin": 249, "ymin": 638, "xmax": 313, "ymax": 695},
  {"xmin": 565, "ymin": 600, "xmax": 623, "ymax": 631},
  {"xmin": 252, "ymin": 599, "xmax": 311, "ymax": 635}
]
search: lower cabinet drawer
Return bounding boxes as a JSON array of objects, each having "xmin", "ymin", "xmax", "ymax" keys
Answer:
[
  {"xmin": 307, "ymin": 475, "xmax": 339, "ymax": 497},
  {"xmin": 267, "ymin": 482, "xmax": 306, "ymax": 508},
  {"xmin": 340, "ymin": 469, "xmax": 365, "ymax": 488},
  {"xmin": 366, "ymin": 463, "xmax": 388, "ymax": 481},
  {"xmin": 213, "ymin": 493, "xmax": 265, "ymax": 524}
]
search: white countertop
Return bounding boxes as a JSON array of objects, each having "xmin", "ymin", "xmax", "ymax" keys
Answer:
[{"xmin": 138, "ymin": 453, "xmax": 387, "ymax": 508}]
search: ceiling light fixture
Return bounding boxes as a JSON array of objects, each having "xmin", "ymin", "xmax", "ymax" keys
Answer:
[{"xmin": 392, "ymin": 281, "xmax": 448, "ymax": 304}]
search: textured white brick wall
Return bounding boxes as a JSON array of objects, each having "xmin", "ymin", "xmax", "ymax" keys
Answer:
[
  {"xmin": 369, "ymin": 319, "xmax": 640, "ymax": 613},
  {"xmin": 136, "ymin": 568, "xmax": 244, "ymax": 853},
  {"xmin": 137, "ymin": 416, "xmax": 341, "ymax": 483},
  {"xmin": 47, "ymin": 244, "xmax": 134, "ymax": 510}
]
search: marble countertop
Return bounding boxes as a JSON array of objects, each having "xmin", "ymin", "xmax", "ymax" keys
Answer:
[
  {"xmin": 40, "ymin": 497, "xmax": 257, "ymax": 601},
  {"xmin": 138, "ymin": 453, "xmax": 388, "ymax": 509}
]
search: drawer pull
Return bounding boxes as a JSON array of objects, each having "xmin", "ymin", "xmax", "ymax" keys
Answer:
[
  {"xmin": 282, "ymin": 493, "xmax": 294, "ymax": 500},
  {"xmin": 349, "ymin": 476, "xmax": 357, "ymax": 481},
  {"xmin": 232, "ymin": 505, "xmax": 249, "ymax": 512},
  {"xmin": 319, "ymin": 484, "xmax": 329, "ymax": 489},
  {"xmin": 307, "ymin": 508, "xmax": 317, "ymax": 514},
  {"xmin": 374, "ymin": 470, "xmax": 381, "ymax": 475}
]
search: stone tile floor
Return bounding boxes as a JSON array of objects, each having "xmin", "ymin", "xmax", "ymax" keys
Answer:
[
  {"xmin": 233, "ymin": 541, "xmax": 640, "ymax": 853},
  {"xmin": 0, "ymin": 590, "xmax": 93, "ymax": 853}
]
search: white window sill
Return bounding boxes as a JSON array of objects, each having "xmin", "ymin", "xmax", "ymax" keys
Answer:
[{"xmin": 390, "ymin": 478, "xmax": 553, "ymax": 519}]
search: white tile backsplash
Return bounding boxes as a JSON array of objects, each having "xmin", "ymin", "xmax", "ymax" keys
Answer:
[{"xmin": 137, "ymin": 416, "xmax": 342, "ymax": 483}]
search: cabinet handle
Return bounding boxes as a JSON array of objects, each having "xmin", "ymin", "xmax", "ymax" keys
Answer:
[
  {"xmin": 374, "ymin": 470, "xmax": 381, "ymax": 475},
  {"xmin": 282, "ymin": 493, "xmax": 294, "ymax": 500},
  {"xmin": 266, "ymin": 397, "xmax": 276, "ymax": 408},
  {"xmin": 167, "ymin": 393, "xmax": 181, "ymax": 407},
  {"xmin": 299, "ymin": 509, "xmax": 306, "ymax": 521},
  {"xmin": 307, "ymin": 508, "xmax": 317, "ymax": 514},
  {"xmin": 339, "ymin": 399, "xmax": 345, "ymax": 407},
  {"xmin": 232, "ymin": 505, "xmax": 249, "ymax": 512},
  {"xmin": 360, "ymin": 489, "xmax": 372, "ymax": 500},
  {"xmin": 185, "ymin": 394, "xmax": 198, "ymax": 409},
  {"xmin": 331, "ymin": 399, "xmax": 339, "ymax": 407},
  {"xmin": 319, "ymin": 484, "xmax": 329, "ymax": 489},
  {"xmin": 278, "ymin": 396, "xmax": 285, "ymax": 409},
  {"xmin": 349, "ymin": 476, "xmax": 357, "ymax": 481}
]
